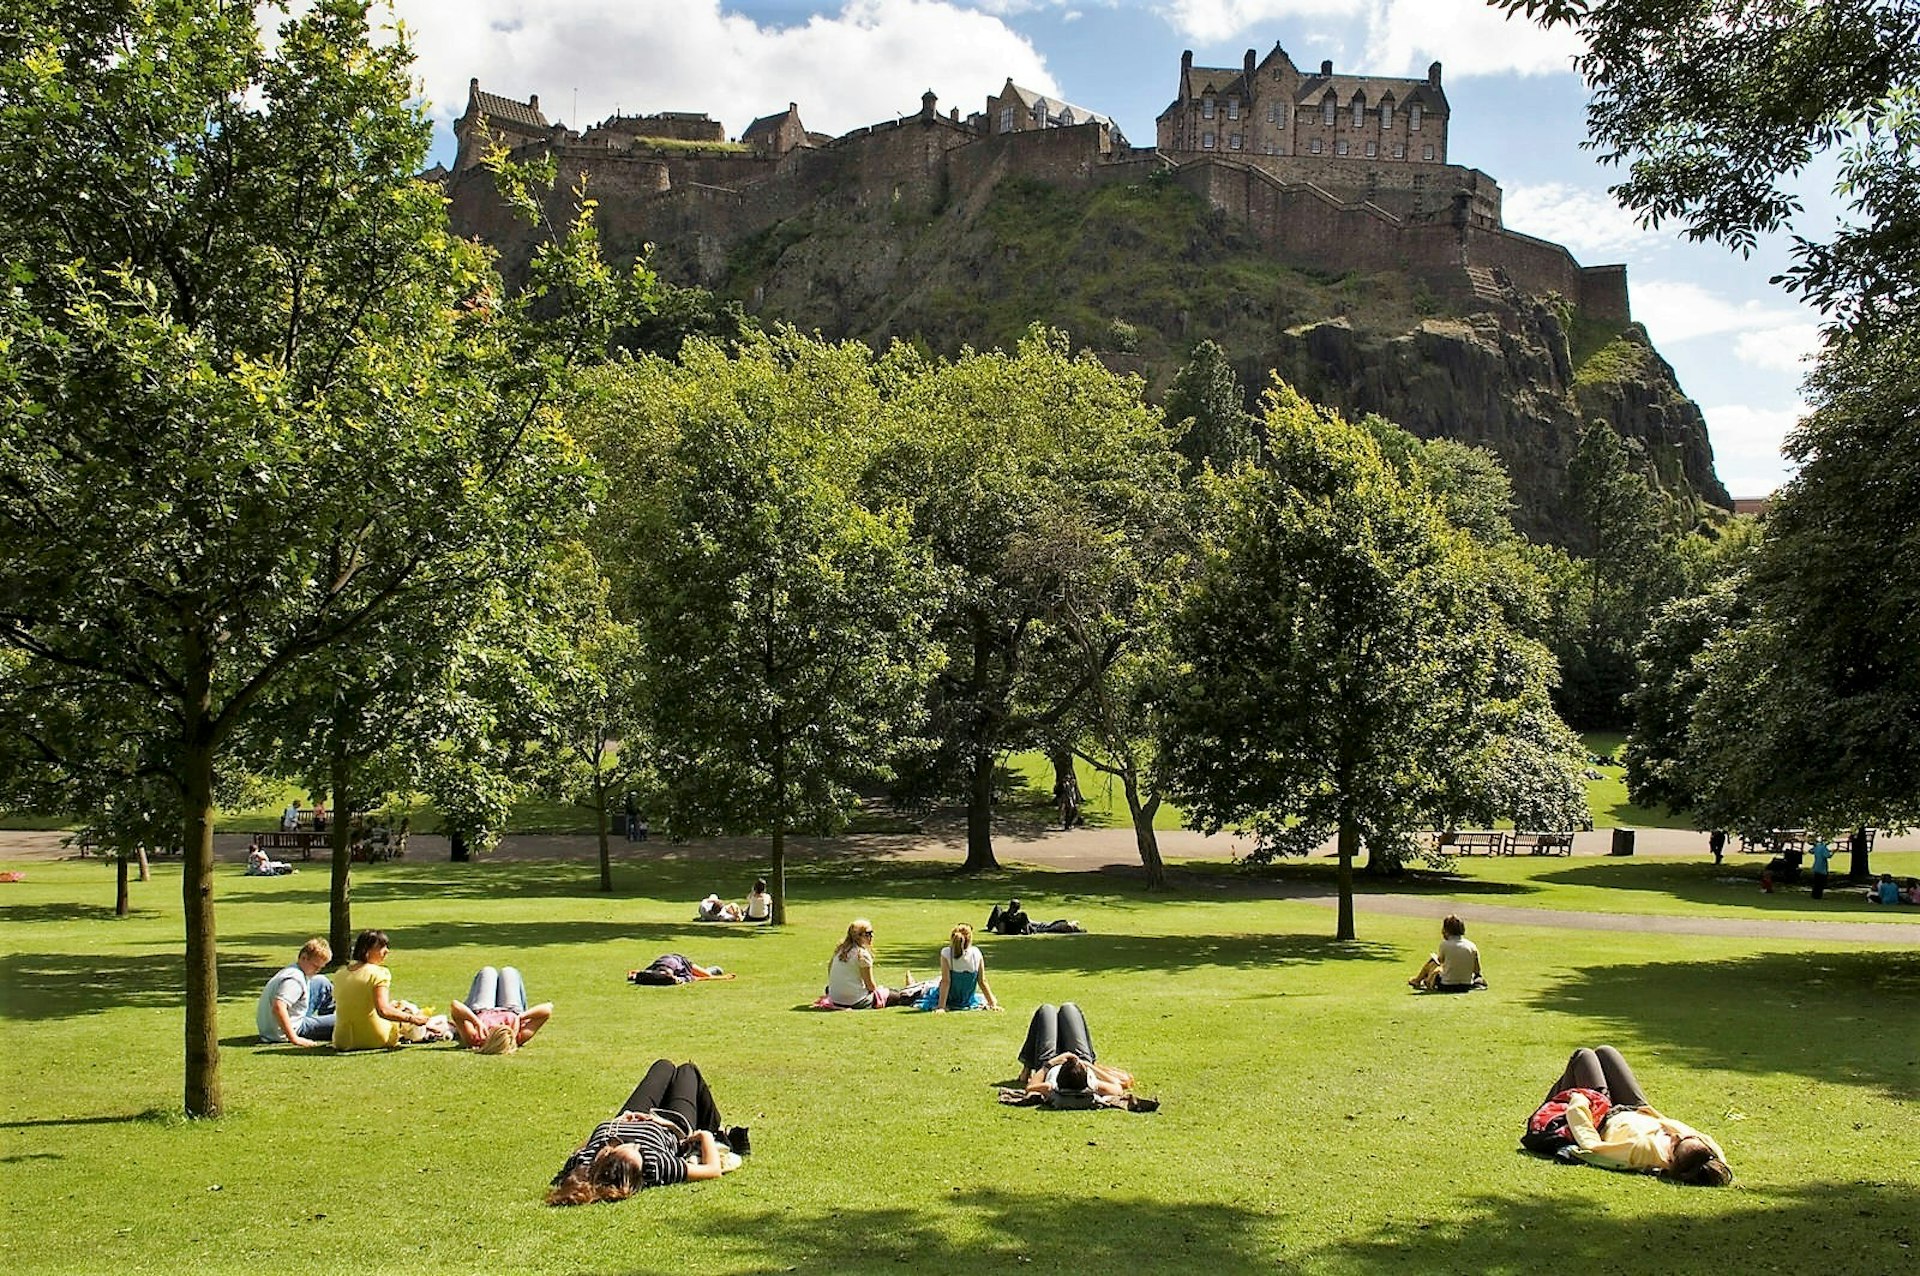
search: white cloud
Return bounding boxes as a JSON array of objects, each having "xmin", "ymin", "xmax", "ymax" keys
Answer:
[
  {"xmin": 1503, "ymin": 183, "xmax": 1660, "ymax": 260},
  {"xmin": 1631, "ymin": 279, "xmax": 1806, "ymax": 346},
  {"xmin": 390, "ymin": 0, "xmax": 1055, "ymax": 142},
  {"xmin": 1155, "ymin": 0, "xmax": 1581, "ymax": 77},
  {"xmin": 1732, "ymin": 323, "xmax": 1821, "ymax": 375},
  {"xmin": 1700, "ymin": 401, "xmax": 1805, "ymax": 497}
]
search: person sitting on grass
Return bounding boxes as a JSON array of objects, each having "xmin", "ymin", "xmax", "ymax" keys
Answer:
[
  {"xmin": 1000, "ymin": 1002, "xmax": 1154, "ymax": 1111},
  {"xmin": 627, "ymin": 953, "xmax": 735, "ymax": 986},
  {"xmin": 245, "ymin": 836, "xmax": 295, "ymax": 876},
  {"xmin": 449, "ymin": 965, "xmax": 553, "ymax": 1054},
  {"xmin": 917, "ymin": 923, "xmax": 1001, "ymax": 1012},
  {"xmin": 330, "ymin": 929, "xmax": 438, "ymax": 1049},
  {"xmin": 985, "ymin": 899, "xmax": 1085, "ymax": 935},
  {"xmin": 1525, "ymin": 1045, "xmax": 1731, "ymax": 1186},
  {"xmin": 1409, "ymin": 915, "xmax": 1486, "ymax": 992},
  {"xmin": 824, "ymin": 919, "xmax": 925, "ymax": 1008},
  {"xmin": 256, "ymin": 937, "xmax": 334, "ymax": 1047},
  {"xmin": 743, "ymin": 878, "xmax": 773, "ymax": 922},
  {"xmin": 1869, "ymin": 873, "xmax": 1902, "ymax": 905},
  {"xmin": 547, "ymin": 1059, "xmax": 748, "ymax": 1206}
]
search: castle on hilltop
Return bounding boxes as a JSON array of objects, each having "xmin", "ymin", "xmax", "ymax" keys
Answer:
[{"xmin": 441, "ymin": 43, "xmax": 1628, "ymax": 324}]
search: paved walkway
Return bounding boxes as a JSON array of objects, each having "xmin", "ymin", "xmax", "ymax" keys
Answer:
[{"xmin": 5, "ymin": 825, "xmax": 1915, "ymax": 944}]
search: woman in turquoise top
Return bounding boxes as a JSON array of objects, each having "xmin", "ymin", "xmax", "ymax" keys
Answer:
[{"xmin": 918, "ymin": 924, "xmax": 1001, "ymax": 1012}]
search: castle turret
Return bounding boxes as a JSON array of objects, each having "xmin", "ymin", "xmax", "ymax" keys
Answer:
[{"xmin": 921, "ymin": 89, "xmax": 938, "ymax": 121}]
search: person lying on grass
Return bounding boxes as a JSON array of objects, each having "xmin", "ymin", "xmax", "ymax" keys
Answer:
[
  {"xmin": 448, "ymin": 965, "xmax": 553, "ymax": 1054},
  {"xmin": 824, "ymin": 918, "xmax": 926, "ymax": 1008},
  {"xmin": 628, "ymin": 953, "xmax": 735, "ymax": 986},
  {"xmin": 917, "ymin": 923, "xmax": 1001, "ymax": 1012},
  {"xmin": 547, "ymin": 1059, "xmax": 749, "ymax": 1206},
  {"xmin": 985, "ymin": 899, "xmax": 1085, "ymax": 935},
  {"xmin": 1522, "ymin": 1045, "xmax": 1731, "ymax": 1186},
  {"xmin": 999, "ymin": 1002, "xmax": 1155, "ymax": 1111},
  {"xmin": 698, "ymin": 893, "xmax": 745, "ymax": 922},
  {"xmin": 1408, "ymin": 914, "xmax": 1487, "ymax": 992}
]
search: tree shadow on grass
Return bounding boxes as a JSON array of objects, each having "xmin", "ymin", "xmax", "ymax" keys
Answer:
[
  {"xmin": 1536, "ymin": 860, "xmax": 1911, "ymax": 920},
  {"xmin": 680, "ymin": 1187, "xmax": 1274, "ymax": 1276},
  {"xmin": 223, "ymin": 920, "xmax": 736, "ymax": 955},
  {"xmin": 1308, "ymin": 1181, "xmax": 1913, "ymax": 1274},
  {"xmin": 1176, "ymin": 859, "xmax": 1537, "ymax": 899},
  {"xmin": 0, "ymin": 901, "xmax": 157, "ymax": 923},
  {"xmin": 979, "ymin": 930, "xmax": 1398, "ymax": 977},
  {"xmin": 1530, "ymin": 949, "xmax": 1920, "ymax": 1098},
  {"xmin": 0, "ymin": 951, "xmax": 282, "ymax": 1022}
]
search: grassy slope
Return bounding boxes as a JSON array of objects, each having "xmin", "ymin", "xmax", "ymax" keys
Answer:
[{"xmin": 2, "ymin": 852, "xmax": 1913, "ymax": 1276}]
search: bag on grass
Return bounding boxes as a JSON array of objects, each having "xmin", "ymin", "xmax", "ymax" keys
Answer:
[{"xmin": 1521, "ymin": 1087, "xmax": 1609, "ymax": 1154}]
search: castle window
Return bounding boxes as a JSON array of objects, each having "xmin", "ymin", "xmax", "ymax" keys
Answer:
[
  {"xmin": 1310, "ymin": 137, "xmax": 1323, "ymax": 154},
  {"xmin": 1321, "ymin": 95, "xmax": 1336, "ymax": 126},
  {"xmin": 1366, "ymin": 141, "xmax": 1378, "ymax": 157},
  {"xmin": 1335, "ymin": 139, "xmax": 1349, "ymax": 156},
  {"xmin": 1393, "ymin": 143, "xmax": 1405, "ymax": 159},
  {"xmin": 1268, "ymin": 102, "xmax": 1285, "ymax": 126},
  {"xmin": 1227, "ymin": 97, "xmax": 1240, "ymax": 120},
  {"xmin": 1382, "ymin": 102, "xmax": 1394, "ymax": 131},
  {"xmin": 1409, "ymin": 103, "xmax": 1422, "ymax": 131},
  {"xmin": 1230, "ymin": 133, "xmax": 1243, "ymax": 150},
  {"xmin": 1351, "ymin": 96, "xmax": 1365, "ymax": 128},
  {"xmin": 999, "ymin": 106, "xmax": 1014, "ymax": 134},
  {"xmin": 1203, "ymin": 131, "xmax": 1215, "ymax": 149},
  {"xmin": 1423, "ymin": 143, "xmax": 1435, "ymax": 160},
  {"xmin": 1202, "ymin": 97, "xmax": 1215, "ymax": 119}
]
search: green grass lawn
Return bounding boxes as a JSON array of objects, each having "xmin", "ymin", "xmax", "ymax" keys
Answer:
[
  {"xmin": 1580, "ymin": 731, "xmax": 1692, "ymax": 829},
  {"xmin": 2, "ymin": 849, "xmax": 1914, "ymax": 1275}
]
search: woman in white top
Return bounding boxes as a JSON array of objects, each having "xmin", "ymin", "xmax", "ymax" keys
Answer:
[
  {"xmin": 916, "ymin": 923, "xmax": 1000, "ymax": 1012},
  {"xmin": 1409, "ymin": 914, "xmax": 1485, "ymax": 992},
  {"xmin": 743, "ymin": 879, "xmax": 772, "ymax": 922},
  {"xmin": 824, "ymin": 919, "xmax": 923, "ymax": 1008}
]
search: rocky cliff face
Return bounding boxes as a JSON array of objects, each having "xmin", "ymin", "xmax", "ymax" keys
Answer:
[{"xmin": 548, "ymin": 169, "xmax": 1728, "ymax": 541}]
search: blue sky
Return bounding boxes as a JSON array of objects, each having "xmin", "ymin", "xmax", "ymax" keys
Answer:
[{"xmin": 391, "ymin": 0, "xmax": 1831, "ymax": 496}]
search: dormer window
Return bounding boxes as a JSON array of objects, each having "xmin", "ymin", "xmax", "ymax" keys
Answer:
[
  {"xmin": 1351, "ymin": 95, "xmax": 1365, "ymax": 129},
  {"xmin": 1410, "ymin": 103, "xmax": 1423, "ymax": 131},
  {"xmin": 1321, "ymin": 95, "xmax": 1336, "ymax": 126},
  {"xmin": 1202, "ymin": 96, "xmax": 1215, "ymax": 119},
  {"xmin": 1382, "ymin": 101, "xmax": 1394, "ymax": 131},
  {"xmin": 999, "ymin": 106, "xmax": 1014, "ymax": 133},
  {"xmin": 1227, "ymin": 97, "xmax": 1240, "ymax": 120}
]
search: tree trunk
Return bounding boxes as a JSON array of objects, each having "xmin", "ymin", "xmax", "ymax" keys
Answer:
[
  {"xmin": 1847, "ymin": 828, "xmax": 1871, "ymax": 883},
  {"xmin": 963, "ymin": 747, "xmax": 1000, "ymax": 871},
  {"xmin": 115, "ymin": 853, "xmax": 130, "ymax": 917},
  {"xmin": 136, "ymin": 845, "xmax": 151, "ymax": 882},
  {"xmin": 1122, "ymin": 770, "xmax": 1166, "ymax": 890},
  {"xmin": 770, "ymin": 726, "xmax": 788, "ymax": 925},
  {"xmin": 595, "ymin": 789, "xmax": 613, "ymax": 893},
  {"xmin": 1334, "ymin": 814, "xmax": 1358, "ymax": 941},
  {"xmin": 180, "ymin": 679, "xmax": 222, "ymax": 1118},
  {"xmin": 327, "ymin": 732, "xmax": 354, "ymax": 965},
  {"xmin": 1049, "ymin": 743, "xmax": 1082, "ymax": 829}
]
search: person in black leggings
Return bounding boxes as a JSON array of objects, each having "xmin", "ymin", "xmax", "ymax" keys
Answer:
[
  {"xmin": 1014, "ymin": 1003, "xmax": 1135, "ymax": 1098},
  {"xmin": 546, "ymin": 1060, "xmax": 749, "ymax": 1205},
  {"xmin": 1550, "ymin": 1045, "xmax": 1650, "ymax": 1107},
  {"xmin": 1543, "ymin": 1046, "xmax": 1731, "ymax": 1186}
]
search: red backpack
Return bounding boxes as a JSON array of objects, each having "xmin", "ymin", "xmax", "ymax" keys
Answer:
[{"xmin": 1522, "ymin": 1087, "xmax": 1610, "ymax": 1154}]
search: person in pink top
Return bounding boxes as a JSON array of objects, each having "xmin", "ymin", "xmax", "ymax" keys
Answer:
[{"xmin": 449, "ymin": 965, "xmax": 553, "ymax": 1054}]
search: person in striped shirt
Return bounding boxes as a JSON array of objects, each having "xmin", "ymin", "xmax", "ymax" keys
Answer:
[{"xmin": 547, "ymin": 1060, "xmax": 748, "ymax": 1206}]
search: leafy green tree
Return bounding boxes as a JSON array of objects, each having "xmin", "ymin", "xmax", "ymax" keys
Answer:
[
  {"xmin": 0, "ymin": 1, "xmax": 633, "ymax": 1115},
  {"xmin": 1622, "ymin": 575, "xmax": 1750, "ymax": 816},
  {"xmin": 1163, "ymin": 340, "xmax": 1260, "ymax": 474},
  {"xmin": 1492, "ymin": 0, "xmax": 1920, "ymax": 329},
  {"xmin": 875, "ymin": 328, "xmax": 1183, "ymax": 871},
  {"xmin": 1160, "ymin": 385, "xmax": 1585, "ymax": 939},
  {"xmin": 588, "ymin": 331, "xmax": 942, "ymax": 923}
]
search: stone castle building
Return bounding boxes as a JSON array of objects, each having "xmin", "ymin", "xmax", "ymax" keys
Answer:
[{"xmin": 442, "ymin": 43, "xmax": 1629, "ymax": 325}]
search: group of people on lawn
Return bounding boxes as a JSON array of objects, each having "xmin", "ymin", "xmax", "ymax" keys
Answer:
[{"xmin": 256, "ymin": 898, "xmax": 1730, "ymax": 1204}]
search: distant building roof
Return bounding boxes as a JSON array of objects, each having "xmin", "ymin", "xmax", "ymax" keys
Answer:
[
  {"xmin": 1731, "ymin": 497, "xmax": 1773, "ymax": 517},
  {"xmin": 462, "ymin": 80, "xmax": 548, "ymax": 131},
  {"xmin": 742, "ymin": 103, "xmax": 804, "ymax": 146},
  {"xmin": 999, "ymin": 80, "xmax": 1114, "ymax": 129}
]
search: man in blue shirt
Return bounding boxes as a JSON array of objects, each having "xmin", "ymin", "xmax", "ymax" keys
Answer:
[{"xmin": 1809, "ymin": 837, "xmax": 1832, "ymax": 899}]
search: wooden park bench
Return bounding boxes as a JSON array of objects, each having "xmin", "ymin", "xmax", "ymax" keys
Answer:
[
  {"xmin": 263, "ymin": 830, "xmax": 329, "ymax": 862},
  {"xmin": 1435, "ymin": 830, "xmax": 1509, "ymax": 856},
  {"xmin": 1511, "ymin": 831, "xmax": 1575, "ymax": 856}
]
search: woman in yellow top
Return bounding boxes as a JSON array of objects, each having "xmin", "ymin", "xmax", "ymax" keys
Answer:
[
  {"xmin": 331, "ymin": 929, "xmax": 431, "ymax": 1050},
  {"xmin": 1550, "ymin": 1046, "xmax": 1731, "ymax": 1185}
]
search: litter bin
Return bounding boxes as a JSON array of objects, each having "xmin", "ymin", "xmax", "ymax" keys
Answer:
[
  {"xmin": 613, "ymin": 813, "xmax": 629, "ymax": 837},
  {"xmin": 1610, "ymin": 828, "xmax": 1635, "ymax": 857}
]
